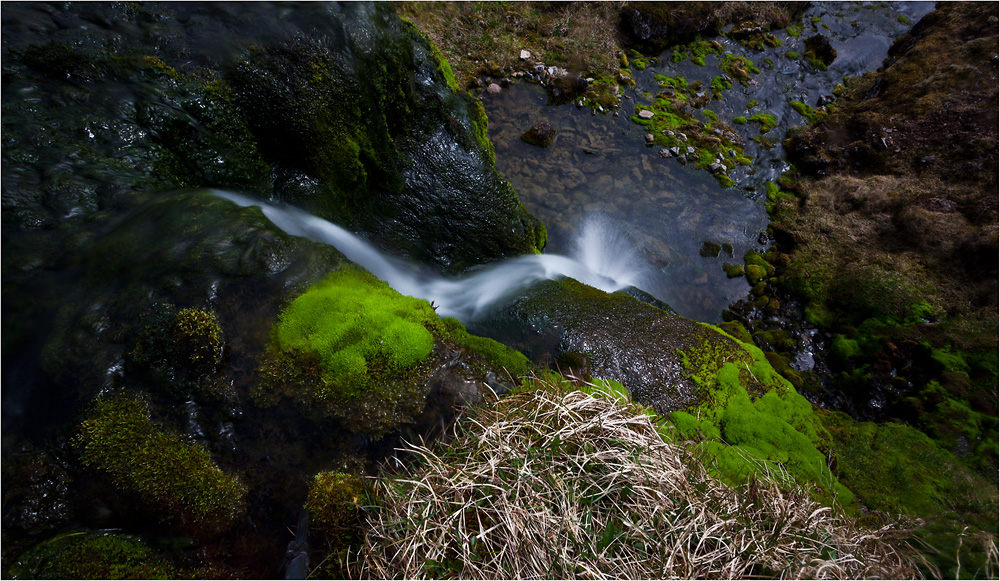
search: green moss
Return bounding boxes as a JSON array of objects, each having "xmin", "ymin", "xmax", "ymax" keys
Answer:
[
  {"xmin": 9, "ymin": 531, "xmax": 176, "ymax": 580},
  {"xmin": 305, "ymin": 471, "xmax": 365, "ymax": 535},
  {"xmin": 439, "ymin": 317, "xmax": 530, "ymax": 377},
  {"xmin": 790, "ymin": 99, "xmax": 826, "ymax": 123},
  {"xmin": 785, "ymin": 51, "xmax": 799, "ymax": 59},
  {"xmin": 274, "ymin": 268, "xmax": 436, "ymax": 399},
  {"xmin": 171, "ymin": 308, "xmax": 223, "ymax": 374},
  {"xmin": 821, "ymin": 410, "xmax": 998, "ymax": 578},
  {"xmin": 701, "ymin": 108, "xmax": 718, "ymax": 122},
  {"xmin": 897, "ymin": 14, "xmax": 912, "ymax": 25},
  {"xmin": 747, "ymin": 113, "xmax": 778, "ymax": 134},
  {"xmin": 672, "ymin": 326, "xmax": 847, "ymax": 504},
  {"xmin": 744, "ymin": 264, "xmax": 768, "ymax": 284},
  {"xmin": 74, "ymin": 397, "xmax": 246, "ymax": 530},
  {"xmin": 732, "ymin": 115, "xmax": 747, "ymax": 125},
  {"xmin": 720, "ymin": 54, "xmax": 760, "ymax": 86}
]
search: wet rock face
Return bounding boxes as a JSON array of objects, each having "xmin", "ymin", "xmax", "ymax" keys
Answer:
[
  {"xmin": 2, "ymin": 2, "xmax": 543, "ymax": 274},
  {"xmin": 489, "ymin": 278, "xmax": 742, "ymax": 414}
]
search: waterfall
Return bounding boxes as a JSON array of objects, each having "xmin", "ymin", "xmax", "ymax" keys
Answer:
[{"xmin": 215, "ymin": 191, "xmax": 649, "ymax": 322}]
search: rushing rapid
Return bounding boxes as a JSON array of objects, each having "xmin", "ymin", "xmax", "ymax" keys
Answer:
[{"xmin": 215, "ymin": 191, "xmax": 650, "ymax": 321}]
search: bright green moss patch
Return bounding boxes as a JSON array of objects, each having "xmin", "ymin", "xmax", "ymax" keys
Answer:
[
  {"xmin": 75, "ymin": 397, "xmax": 246, "ymax": 530},
  {"xmin": 672, "ymin": 326, "xmax": 845, "ymax": 505},
  {"xmin": 275, "ymin": 268, "xmax": 436, "ymax": 399}
]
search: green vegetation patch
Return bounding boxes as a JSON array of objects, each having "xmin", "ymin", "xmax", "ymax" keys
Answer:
[
  {"xmin": 748, "ymin": 112, "xmax": 778, "ymax": 133},
  {"xmin": 822, "ymin": 410, "xmax": 998, "ymax": 578},
  {"xmin": 274, "ymin": 268, "xmax": 436, "ymax": 397},
  {"xmin": 75, "ymin": 397, "xmax": 246, "ymax": 530},
  {"xmin": 9, "ymin": 531, "xmax": 177, "ymax": 580},
  {"xmin": 673, "ymin": 325, "xmax": 849, "ymax": 506}
]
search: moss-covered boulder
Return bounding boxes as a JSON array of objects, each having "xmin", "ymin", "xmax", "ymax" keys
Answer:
[
  {"xmin": 74, "ymin": 396, "xmax": 247, "ymax": 534},
  {"xmin": 8, "ymin": 531, "xmax": 178, "ymax": 580},
  {"xmin": 226, "ymin": 3, "xmax": 545, "ymax": 272},
  {"xmin": 256, "ymin": 266, "xmax": 532, "ymax": 437}
]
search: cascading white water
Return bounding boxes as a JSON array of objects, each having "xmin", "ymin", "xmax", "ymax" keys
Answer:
[{"xmin": 215, "ymin": 191, "xmax": 650, "ymax": 322}]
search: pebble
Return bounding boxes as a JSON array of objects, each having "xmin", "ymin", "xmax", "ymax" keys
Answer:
[
  {"xmin": 686, "ymin": 146, "xmax": 696, "ymax": 154},
  {"xmin": 645, "ymin": 133, "xmax": 655, "ymax": 143},
  {"xmin": 520, "ymin": 49, "xmax": 531, "ymax": 60},
  {"xmin": 638, "ymin": 110, "xmax": 655, "ymax": 120},
  {"xmin": 658, "ymin": 148, "xmax": 672, "ymax": 158},
  {"xmin": 485, "ymin": 83, "xmax": 502, "ymax": 96}
]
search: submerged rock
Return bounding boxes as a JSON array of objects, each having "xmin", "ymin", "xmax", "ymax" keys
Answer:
[{"xmin": 520, "ymin": 121, "xmax": 557, "ymax": 148}]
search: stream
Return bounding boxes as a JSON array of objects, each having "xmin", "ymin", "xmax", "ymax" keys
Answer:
[{"xmin": 482, "ymin": 1, "xmax": 933, "ymax": 322}]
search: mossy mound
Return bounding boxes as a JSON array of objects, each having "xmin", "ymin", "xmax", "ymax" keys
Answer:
[
  {"xmin": 274, "ymin": 268, "xmax": 437, "ymax": 396},
  {"xmin": 74, "ymin": 396, "xmax": 246, "ymax": 533},
  {"xmin": 257, "ymin": 266, "xmax": 532, "ymax": 436},
  {"xmin": 821, "ymin": 410, "xmax": 998, "ymax": 579}
]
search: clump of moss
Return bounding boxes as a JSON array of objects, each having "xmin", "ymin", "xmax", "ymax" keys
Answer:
[
  {"xmin": 172, "ymin": 308, "xmax": 223, "ymax": 375},
  {"xmin": 74, "ymin": 397, "xmax": 246, "ymax": 532},
  {"xmin": 130, "ymin": 304, "xmax": 226, "ymax": 399},
  {"xmin": 258, "ymin": 267, "xmax": 532, "ymax": 435},
  {"xmin": 305, "ymin": 471, "xmax": 365, "ymax": 535},
  {"xmin": 672, "ymin": 326, "xmax": 850, "ymax": 506},
  {"xmin": 747, "ymin": 112, "xmax": 778, "ymax": 134},
  {"xmin": 822, "ymin": 410, "xmax": 998, "ymax": 579},
  {"xmin": 9, "ymin": 531, "xmax": 177, "ymax": 580},
  {"xmin": 274, "ymin": 268, "xmax": 436, "ymax": 398}
]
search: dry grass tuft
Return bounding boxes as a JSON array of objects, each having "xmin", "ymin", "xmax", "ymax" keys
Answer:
[{"xmin": 352, "ymin": 379, "xmax": 923, "ymax": 579}]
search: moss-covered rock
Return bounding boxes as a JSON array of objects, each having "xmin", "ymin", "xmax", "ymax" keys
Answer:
[
  {"xmin": 226, "ymin": 3, "xmax": 545, "ymax": 272},
  {"xmin": 256, "ymin": 266, "xmax": 533, "ymax": 437},
  {"xmin": 8, "ymin": 531, "xmax": 177, "ymax": 580},
  {"xmin": 74, "ymin": 396, "xmax": 246, "ymax": 533}
]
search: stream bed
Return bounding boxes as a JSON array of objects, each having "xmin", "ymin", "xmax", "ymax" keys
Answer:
[{"xmin": 483, "ymin": 1, "xmax": 934, "ymax": 322}]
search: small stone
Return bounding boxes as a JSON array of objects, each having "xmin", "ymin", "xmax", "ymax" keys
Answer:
[
  {"xmin": 686, "ymin": 146, "xmax": 696, "ymax": 154},
  {"xmin": 521, "ymin": 121, "xmax": 556, "ymax": 148},
  {"xmin": 520, "ymin": 49, "xmax": 531, "ymax": 60},
  {"xmin": 513, "ymin": 71, "xmax": 524, "ymax": 79},
  {"xmin": 658, "ymin": 148, "xmax": 672, "ymax": 158},
  {"xmin": 669, "ymin": 146, "xmax": 681, "ymax": 156},
  {"xmin": 645, "ymin": 133, "xmax": 655, "ymax": 143},
  {"xmin": 678, "ymin": 132, "xmax": 687, "ymax": 141},
  {"xmin": 638, "ymin": 109, "xmax": 655, "ymax": 120},
  {"xmin": 485, "ymin": 83, "xmax": 502, "ymax": 96},
  {"xmin": 708, "ymin": 162, "xmax": 725, "ymax": 173}
]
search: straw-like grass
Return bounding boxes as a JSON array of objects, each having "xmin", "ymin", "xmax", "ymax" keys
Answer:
[{"xmin": 353, "ymin": 379, "xmax": 923, "ymax": 579}]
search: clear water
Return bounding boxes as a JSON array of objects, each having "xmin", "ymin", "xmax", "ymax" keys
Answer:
[{"xmin": 482, "ymin": 1, "xmax": 934, "ymax": 322}]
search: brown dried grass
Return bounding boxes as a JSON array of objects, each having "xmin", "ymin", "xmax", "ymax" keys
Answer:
[{"xmin": 352, "ymin": 379, "xmax": 923, "ymax": 579}]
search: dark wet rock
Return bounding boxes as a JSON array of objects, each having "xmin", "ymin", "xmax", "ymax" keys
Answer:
[
  {"xmin": 700, "ymin": 241, "xmax": 722, "ymax": 258},
  {"xmin": 520, "ymin": 121, "xmax": 557, "ymax": 148},
  {"xmin": 804, "ymin": 34, "xmax": 837, "ymax": 67},
  {"xmin": 486, "ymin": 278, "xmax": 744, "ymax": 415}
]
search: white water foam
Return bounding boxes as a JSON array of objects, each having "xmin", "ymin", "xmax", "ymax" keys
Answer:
[{"xmin": 215, "ymin": 191, "xmax": 649, "ymax": 322}]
